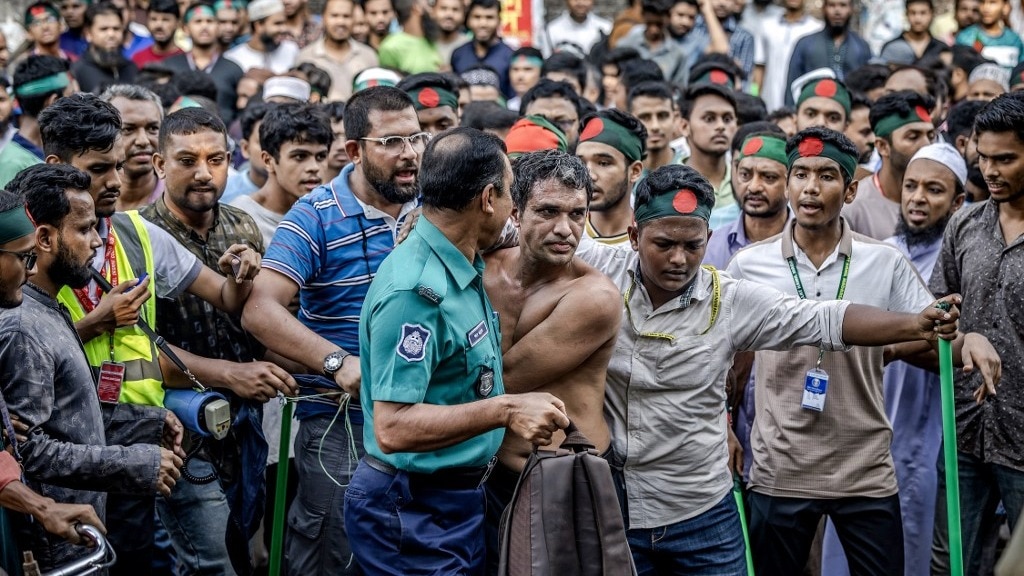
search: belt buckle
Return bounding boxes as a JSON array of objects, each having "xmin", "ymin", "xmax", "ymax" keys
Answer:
[{"xmin": 477, "ymin": 456, "xmax": 497, "ymax": 488}]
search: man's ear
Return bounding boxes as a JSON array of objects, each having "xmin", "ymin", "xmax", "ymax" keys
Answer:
[
  {"xmin": 844, "ymin": 177, "xmax": 859, "ymax": 205},
  {"xmin": 875, "ymin": 136, "xmax": 891, "ymax": 160},
  {"xmin": 628, "ymin": 160, "xmax": 644, "ymax": 184},
  {"xmin": 628, "ymin": 223, "xmax": 640, "ymax": 252},
  {"xmin": 34, "ymin": 224, "xmax": 58, "ymax": 255},
  {"xmin": 44, "ymin": 154, "xmax": 61, "ymax": 165},
  {"xmin": 153, "ymin": 152, "xmax": 167, "ymax": 179},
  {"xmin": 262, "ymin": 150, "xmax": 276, "ymax": 175},
  {"xmin": 239, "ymin": 137, "xmax": 251, "ymax": 160},
  {"xmin": 480, "ymin": 182, "xmax": 497, "ymax": 216},
  {"xmin": 345, "ymin": 140, "xmax": 362, "ymax": 165}
]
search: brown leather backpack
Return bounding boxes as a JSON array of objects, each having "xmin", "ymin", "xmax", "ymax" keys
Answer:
[{"xmin": 497, "ymin": 422, "xmax": 637, "ymax": 576}]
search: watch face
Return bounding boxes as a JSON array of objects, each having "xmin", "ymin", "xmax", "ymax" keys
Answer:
[{"xmin": 325, "ymin": 354, "xmax": 342, "ymax": 372}]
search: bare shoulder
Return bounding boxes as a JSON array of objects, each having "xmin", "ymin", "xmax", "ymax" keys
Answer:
[{"xmin": 566, "ymin": 257, "xmax": 622, "ymax": 319}]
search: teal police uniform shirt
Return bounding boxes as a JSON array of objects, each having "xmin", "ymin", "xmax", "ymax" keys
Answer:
[{"xmin": 359, "ymin": 216, "xmax": 504, "ymax": 473}]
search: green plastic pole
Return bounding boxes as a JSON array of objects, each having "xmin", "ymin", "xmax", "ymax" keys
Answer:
[
  {"xmin": 939, "ymin": 338, "xmax": 964, "ymax": 576},
  {"xmin": 733, "ymin": 475, "xmax": 754, "ymax": 576},
  {"xmin": 268, "ymin": 401, "xmax": 294, "ymax": 576}
]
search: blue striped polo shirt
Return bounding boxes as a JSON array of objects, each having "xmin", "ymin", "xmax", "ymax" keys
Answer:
[{"xmin": 263, "ymin": 163, "xmax": 417, "ymax": 419}]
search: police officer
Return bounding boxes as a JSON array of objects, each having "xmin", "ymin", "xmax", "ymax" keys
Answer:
[{"xmin": 346, "ymin": 127, "xmax": 570, "ymax": 575}]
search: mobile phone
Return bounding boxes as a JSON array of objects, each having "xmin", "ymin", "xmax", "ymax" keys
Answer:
[{"xmin": 126, "ymin": 273, "xmax": 148, "ymax": 292}]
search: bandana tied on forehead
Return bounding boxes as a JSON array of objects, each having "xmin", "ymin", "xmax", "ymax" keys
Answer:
[
  {"xmin": 512, "ymin": 54, "xmax": 543, "ymax": 69},
  {"xmin": 407, "ymin": 86, "xmax": 459, "ymax": 111},
  {"xmin": 579, "ymin": 116, "xmax": 643, "ymax": 163},
  {"xmin": 212, "ymin": 0, "xmax": 245, "ymax": 11},
  {"xmin": 797, "ymin": 78, "xmax": 851, "ymax": 117},
  {"xmin": 634, "ymin": 187, "xmax": 713, "ymax": 224},
  {"xmin": 352, "ymin": 68, "xmax": 402, "ymax": 92},
  {"xmin": 736, "ymin": 134, "xmax": 788, "ymax": 167},
  {"xmin": 14, "ymin": 72, "xmax": 70, "ymax": 98},
  {"xmin": 692, "ymin": 68, "xmax": 735, "ymax": 87},
  {"xmin": 0, "ymin": 205, "xmax": 36, "ymax": 246},
  {"xmin": 24, "ymin": 3, "xmax": 60, "ymax": 28},
  {"xmin": 505, "ymin": 116, "xmax": 568, "ymax": 157},
  {"xmin": 184, "ymin": 3, "xmax": 216, "ymax": 23},
  {"xmin": 787, "ymin": 134, "xmax": 858, "ymax": 182},
  {"xmin": 872, "ymin": 104, "xmax": 933, "ymax": 138}
]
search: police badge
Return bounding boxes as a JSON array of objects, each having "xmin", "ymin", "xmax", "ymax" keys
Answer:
[
  {"xmin": 397, "ymin": 323, "xmax": 431, "ymax": 362},
  {"xmin": 477, "ymin": 367, "xmax": 495, "ymax": 397}
]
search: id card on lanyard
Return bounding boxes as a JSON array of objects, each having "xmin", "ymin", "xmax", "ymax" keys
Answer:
[{"xmin": 788, "ymin": 254, "xmax": 850, "ymax": 412}]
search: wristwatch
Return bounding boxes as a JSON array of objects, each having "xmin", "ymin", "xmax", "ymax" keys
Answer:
[{"xmin": 323, "ymin": 350, "xmax": 350, "ymax": 377}]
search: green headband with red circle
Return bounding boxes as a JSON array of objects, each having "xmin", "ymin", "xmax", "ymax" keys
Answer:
[
  {"xmin": 407, "ymin": 87, "xmax": 459, "ymax": 111},
  {"xmin": 579, "ymin": 116, "xmax": 643, "ymax": 163},
  {"xmin": 786, "ymin": 134, "xmax": 858, "ymax": 182},
  {"xmin": 872, "ymin": 105, "xmax": 932, "ymax": 138},
  {"xmin": 797, "ymin": 78, "xmax": 851, "ymax": 117},
  {"xmin": 634, "ymin": 187, "xmax": 712, "ymax": 224},
  {"xmin": 736, "ymin": 134, "xmax": 788, "ymax": 167}
]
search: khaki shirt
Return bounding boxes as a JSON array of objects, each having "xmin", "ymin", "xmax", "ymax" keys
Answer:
[
  {"xmin": 296, "ymin": 38, "xmax": 379, "ymax": 102},
  {"xmin": 577, "ymin": 237, "xmax": 849, "ymax": 528},
  {"xmin": 728, "ymin": 219, "xmax": 934, "ymax": 498}
]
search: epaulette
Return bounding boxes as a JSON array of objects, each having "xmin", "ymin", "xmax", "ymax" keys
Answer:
[{"xmin": 416, "ymin": 284, "xmax": 443, "ymax": 304}]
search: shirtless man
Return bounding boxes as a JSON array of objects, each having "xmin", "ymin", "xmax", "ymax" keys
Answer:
[{"xmin": 481, "ymin": 149, "xmax": 621, "ymax": 569}]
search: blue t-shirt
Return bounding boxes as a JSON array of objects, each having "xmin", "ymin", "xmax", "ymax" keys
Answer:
[{"xmin": 262, "ymin": 163, "xmax": 413, "ymax": 419}]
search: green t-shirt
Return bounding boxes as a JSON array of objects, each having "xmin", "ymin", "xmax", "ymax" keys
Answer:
[
  {"xmin": 378, "ymin": 32, "xmax": 443, "ymax": 74},
  {"xmin": 0, "ymin": 138, "xmax": 44, "ymax": 190},
  {"xmin": 359, "ymin": 217, "xmax": 504, "ymax": 473}
]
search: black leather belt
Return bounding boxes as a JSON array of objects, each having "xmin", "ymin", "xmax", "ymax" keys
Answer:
[{"xmin": 363, "ymin": 454, "xmax": 496, "ymax": 490}]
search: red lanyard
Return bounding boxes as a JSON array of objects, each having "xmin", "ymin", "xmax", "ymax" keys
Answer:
[
  {"xmin": 72, "ymin": 219, "xmax": 118, "ymax": 313},
  {"xmin": 872, "ymin": 172, "xmax": 886, "ymax": 199}
]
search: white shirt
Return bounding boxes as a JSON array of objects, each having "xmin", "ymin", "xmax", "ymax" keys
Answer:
[
  {"xmin": 539, "ymin": 11, "xmax": 612, "ymax": 57},
  {"xmin": 758, "ymin": 13, "xmax": 822, "ymax": 113},
  {"xmin": 224, "ymin": 40, "xmax": 300, "ymax": 74}
]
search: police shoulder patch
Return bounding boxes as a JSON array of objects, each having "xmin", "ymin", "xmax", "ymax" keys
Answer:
[{"xmin": 397, "ymin": 323, "xmax": 431, "ymax": 362}]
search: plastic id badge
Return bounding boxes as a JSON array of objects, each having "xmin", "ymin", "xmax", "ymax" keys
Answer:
[
  {"xmin": 801, "ymin": 368, "xmax": 828, "ymax": 412},
  {"xmin": 97, "ymin": 361, "xmax": 125, "ymax": 404}
]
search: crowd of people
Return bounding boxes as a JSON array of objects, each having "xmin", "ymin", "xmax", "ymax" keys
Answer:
[{"xmin": 0, "ymin": 0, "xmax": 1021, "ymax": 574}]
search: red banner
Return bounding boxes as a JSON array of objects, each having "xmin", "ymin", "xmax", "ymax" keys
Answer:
[{"xmin": 501, "ymin": 0, "xmax": 533, "ymax": 46}]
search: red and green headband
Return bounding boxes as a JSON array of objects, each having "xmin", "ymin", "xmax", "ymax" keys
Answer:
[
  {"xmin": 692, "ymin": 68, "xmax": 735, "ymax": 87},
  {"xmin": 634, "ymin": 187, "xmax": 712, "ymax": 224},
  {"xmin": 736, "ymin": 134, "xmax": 788, "ymax": 167},
  {"xmin": 25, "ymin": 3, "xmax": 60, "ymax": 28},
  {"xmin": 184, "ymin": 4, "xmax": 216, "ymax": 23},
  {"xmin": 580, "ymin": 116, "xmax": 643, "ymax": 163},
  {"xmin": 787, "ymin": 135, "xmax": 857, "ymax": 182},
  {"xmin": 873, "ymin": 105, "xmax": 932, "ymax": 138},
  {"xmin": 407, "ymin": 86, "xmax": 459, "ymax": 111},
  {"xmin": 505, "ymin": 115, "xmax": 568, "ymax": 157},
  {"xmin": 797, "ymin": 78, "xmax": 851, "ymax": 117}
]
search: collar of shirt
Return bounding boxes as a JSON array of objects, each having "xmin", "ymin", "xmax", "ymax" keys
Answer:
[
  {"xmin": 11, "ymin": 131, "xmax": 44, "ymax": 160},
  {"xmin": 330, "ymin": 163, "xmax": 418, "ymax": 222},
  {"xmin": 781, "ymin": 216, "xmax": 853, "ymax": 267},
  {"xmin": 628, "ymin": 262, "xmax": 708, "ymax": 312},
  {"xmin": 414, "ymin": 215, "xmax": 483, "ymax": 289}
]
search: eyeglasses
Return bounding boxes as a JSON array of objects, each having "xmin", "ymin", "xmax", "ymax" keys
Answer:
[
  {"xmin": 0, "ymin": 249, "xmax": 37, "ymax": 270},
  {"xmin": 359, "ymin": 132, "xmax": 431, "ymax": 155}
]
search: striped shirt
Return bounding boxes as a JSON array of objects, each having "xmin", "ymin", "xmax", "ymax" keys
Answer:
[{"xmin": 262, "ymin": 163, "xmax": 417, "ymax": 419}]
